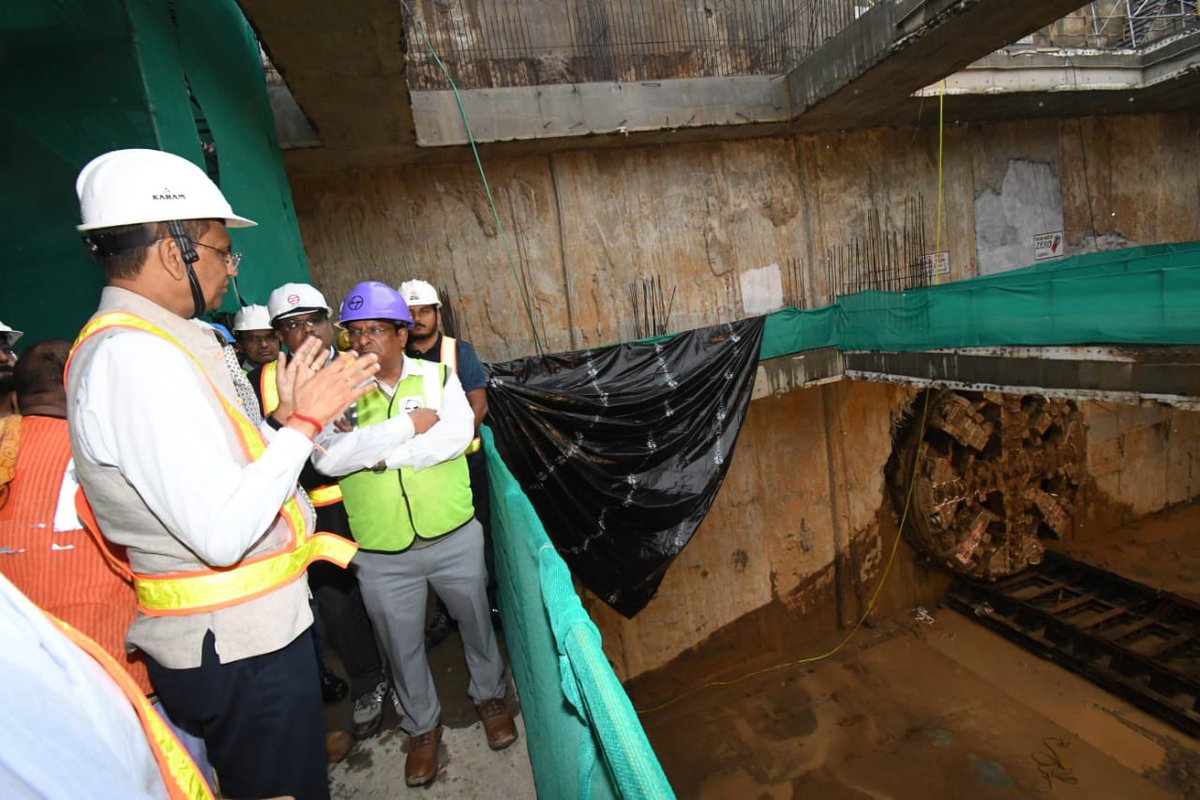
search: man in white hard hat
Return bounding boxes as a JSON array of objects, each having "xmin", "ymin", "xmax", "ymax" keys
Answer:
[
  {"xmin": 0, "ymin": 321, "xmax": 21, "ymax": 417},
  {"xmin": 231, "ymin": 304, "xmax": 279, "ymax": 371},
  {"xmin": 399, "ymin": 279, "xmax": 496, "ymax": 647},
  {"xmin": 65, "ymin": 148, "xmax": 379, "ymax": 800},
  {"xmin": 252, "ymin": 281, "xmax": 391, "ymax": 740}
]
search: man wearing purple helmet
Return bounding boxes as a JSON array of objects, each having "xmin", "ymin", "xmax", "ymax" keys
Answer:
[{"xmin": 312, "ymin": 281, "xmax": 516, "ymax": 788}]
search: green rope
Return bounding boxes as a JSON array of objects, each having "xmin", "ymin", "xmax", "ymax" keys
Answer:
[{"xmin": 397, "ymin": 0, "xmax": 546, "ymax": 356}]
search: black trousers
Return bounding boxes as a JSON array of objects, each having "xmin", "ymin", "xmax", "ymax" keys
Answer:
[
  {"xmin": 309, "ymin": 560, "xmax": 385, "ymax": 699},
  {"xmin": 146, "ymin": 628, "xmax": 329, "ymax": 800},
  {"xmin": 467, "ymin": 450, "xmax": 494, "ymax": 590}
]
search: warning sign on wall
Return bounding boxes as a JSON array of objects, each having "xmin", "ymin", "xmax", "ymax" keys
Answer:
[
  {"xmin": 1034, "ymin": 231, "xmax": 1064, "ymax": 261},
  {"xmin": 920, "ymin": 251, "xmax": 950, "ymax": 277}
]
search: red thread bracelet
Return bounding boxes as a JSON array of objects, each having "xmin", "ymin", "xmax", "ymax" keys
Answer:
[{"xmin": 286, "ymin": 412, "xmax": 325, "ymax": 437}]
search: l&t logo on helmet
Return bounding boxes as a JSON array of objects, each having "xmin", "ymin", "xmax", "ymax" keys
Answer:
[{"xmin": 347, "ymin": 295, "xmax": 364, "ymax": 311}]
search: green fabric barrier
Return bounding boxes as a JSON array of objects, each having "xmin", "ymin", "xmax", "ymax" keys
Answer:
[
  {"xmin": 0, "ymin": 0, "xmax": 309, "ymax": 345},
  {"xmin": 485, "ymin": 427, "xmax": 676, "ymax": 800},
  {"xmin": 761, "ymin": 241, "xmax": 1200, "ymax": 359}
]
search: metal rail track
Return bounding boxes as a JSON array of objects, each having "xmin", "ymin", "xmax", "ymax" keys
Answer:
[{"xmin": 946, "ymin": 550, "xmax": 1200, "ymax": 737}]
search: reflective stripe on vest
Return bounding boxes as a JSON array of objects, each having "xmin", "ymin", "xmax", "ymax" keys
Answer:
[
  {"xmin": 437, "ymin": 336, "xmax": 481, "ymax": 456},
  {"xmin": 260, "ymin": 359, "xmax": 280, "ymax": 415},
  {"xmin": 307, "ymin": 483, "xmax": 343, "ymax": 506},
  {"xmin": 440, "ymin": 335, "xmax": 457, "ymax": 371},
  {"xmin": 68, "ymin": 312, "xmax": 358, "ymax": 616},
  {"xmin": 50, "ymin": 614, "xmax": 214, "ymax": 800}
]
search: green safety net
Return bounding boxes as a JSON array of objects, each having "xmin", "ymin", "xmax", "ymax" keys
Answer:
[
  {"xmin": 0, "ymin": 0, "xmax": 308, "ymax": 346},
  {"xmin": 485, "ymin": 427, "xmax": 676, "ymax": 800},
  {"xmin": 762, "ymin": 241, "xmax": 1200, "ymax": 359}
]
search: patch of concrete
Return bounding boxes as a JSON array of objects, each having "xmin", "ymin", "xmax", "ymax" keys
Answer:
[{"xmin": 329, "ymin": 714, "xmax": 534, "ymax": 798}]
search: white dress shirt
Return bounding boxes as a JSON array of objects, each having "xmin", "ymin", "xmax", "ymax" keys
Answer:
[
  {"xmin": 71, "ymin": 330, "xmax": 313, "ymax": 568},
  {"xmin": 0, "ymin": 574, "xmax": 167, "ymax": 799},
  {"xmin": 312, "ymin": 355, "xmax": 474, "ymax": 476}
]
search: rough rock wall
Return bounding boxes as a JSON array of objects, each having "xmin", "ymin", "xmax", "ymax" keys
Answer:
[{"xmin": 294, "ymin": 112, "xmax": 1200, "ymax": 362}]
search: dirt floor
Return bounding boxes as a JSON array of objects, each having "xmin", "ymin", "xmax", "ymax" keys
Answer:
[
  {"xmin": 320, "ymin": 610, "xmax": 535, "ymax": 798},
  {"xmin": 1057, "ymin": 500, "xmax": 1200, "ymax": 600},
  {"xmin": 634, "ymin": 502, "xmax": 1200, "ymax": 799}
]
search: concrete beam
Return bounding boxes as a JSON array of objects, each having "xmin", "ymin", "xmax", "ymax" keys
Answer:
[
  {"xmin": 239, "ymin": 0, "xmax": 414, "ymax": 160},
  {"xmin": 410, "ymin": 76, "xmax": 789, "ymax": 147},
  {"xmin": 912, "ymin": 32, "xmax": 1200, "ymax": 98},
  {"xmin": 786, "ymin": 0, "xmax": 1090, "ymax": 131},
  {"xmin": 843, "ymin": 346, "xmax": 1200, "ymax": 410}
]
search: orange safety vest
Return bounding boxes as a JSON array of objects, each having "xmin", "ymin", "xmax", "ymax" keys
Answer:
[
  {"xmin": 0, "ymin": 415, "xmax": 151, "ymax": 693},
  {"xmin": 68, "ymin": 312, "xmax": 358, "ymax": 616},
  {"xmin": 49, "ymin": 614, "xmax": 214, "ymax": 800},
  {"xmin": 439, "ymin": 336, "xmax": 482, "ymax": 456},
  {"xmin": 258, "ymin": 359, "xmax": 342, "ymax": 506}
]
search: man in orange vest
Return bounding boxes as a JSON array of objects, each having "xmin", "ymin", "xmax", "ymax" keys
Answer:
[
  {"xmin": 0, "ymin": 338, "xmax": 149, "ymax": 687},
  {"xmin": 66, "ymin": 148, "xmax": 379, "ymax": 800}
]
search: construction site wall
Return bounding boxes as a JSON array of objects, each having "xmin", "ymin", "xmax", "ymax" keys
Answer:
[
  {"xmin": 292, "ymin": 111, "xmax": 1200, "ymax": 682},
  {"xmin": 295, "ymin": 111, "xmax": 1199, "ymax": 363}
]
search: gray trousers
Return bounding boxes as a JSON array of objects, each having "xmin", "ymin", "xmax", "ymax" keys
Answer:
[{"xmin": 353, "ymin": 518, "xmax": 505, "ymax": 735}]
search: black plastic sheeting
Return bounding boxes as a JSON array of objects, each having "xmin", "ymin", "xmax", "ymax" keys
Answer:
[{"xmin": 485, "ymin": 317, "xmax": 765, "ymax": 617}]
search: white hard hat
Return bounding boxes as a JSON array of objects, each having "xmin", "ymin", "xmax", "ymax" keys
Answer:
[
  {"xmin": 399, "ymin": 279, "xmax": 441, "ymax": 308},
  {"xmin": 267, "ymin": 282, "xmax": 332, "ymax": 322},
  {"xmin": 76, "ymin": 148, "xmax": 256, "ymax": 232},
  {"xmin": 0, "ymin": 320, "xmax": 22, "ymax": 345},
  {"xmin": 233, "ymin": 304, "xmax": 273, "ymax": 332}
]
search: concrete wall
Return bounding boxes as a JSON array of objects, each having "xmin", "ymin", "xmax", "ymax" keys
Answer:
[
  {"xmin": 289, "ymin": 111, "xmax": 1200, "ymax": 683},
  {"xmin": 585, "ymin": 385, "xmax": 1200, "ymax": 685},
  {"xmin": 1080, "ymin": 400, "xmax": 1200, "ymax": 527},
  {"xmin": 295, "ymin": 111, "xmax": 1200, "ymax": 362}
]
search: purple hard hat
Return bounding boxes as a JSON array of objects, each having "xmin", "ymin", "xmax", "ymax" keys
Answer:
[{"xmin": 339, "ymin": 281, "xmax": 413, "ymax": 326}]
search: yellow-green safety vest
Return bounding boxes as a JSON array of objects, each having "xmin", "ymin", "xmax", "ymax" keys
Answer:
[{"xmin": 337, "ymin": 361, "xmax": 474, "ymax": 551}]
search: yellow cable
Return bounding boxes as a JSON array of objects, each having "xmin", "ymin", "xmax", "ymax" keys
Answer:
[
  {"xmin": 933, "ymin": 79, "xmax": 946, "ymax": 283},
  {"xmin": 637, "ymin": 389, "xmax": 932, "ymax": 716}
]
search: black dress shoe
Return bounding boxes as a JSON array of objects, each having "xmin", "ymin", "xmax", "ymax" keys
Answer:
[
  {"xmin": 321, "ymin": 666, "xmax": 349, "ymax": 704},
  {"xmin": 424, "ymin": 604, "xmax": 458, "ymax": 649}
]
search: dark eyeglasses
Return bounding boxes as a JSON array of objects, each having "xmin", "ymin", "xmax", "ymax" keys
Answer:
[
  {"xmin": 194, "ymin": 242, "xmax": 243, "ymax": 270},
  {"xmin": 276, "ymin": 313, "xmax": 329, "ymax": 333},
  {"xmin": 344, "ymin": 324, "xmax": 398, "ymax": 340}
]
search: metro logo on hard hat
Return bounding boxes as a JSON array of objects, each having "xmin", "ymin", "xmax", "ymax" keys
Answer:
[
  {"xmin": 398, "ymin": 279, "xmax": 441, "ymax": 308},
  {"xmin": 267, "ymin": 282, "xmax": 332, "ymax": 323},
  {"xmin": 338, "ymin": 281, "xmax": 412, "ymax": 326}
]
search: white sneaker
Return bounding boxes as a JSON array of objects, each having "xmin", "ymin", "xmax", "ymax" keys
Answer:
[{"xmin": 351, "ymin": 680, "xmax": 388, "ymax": 739}]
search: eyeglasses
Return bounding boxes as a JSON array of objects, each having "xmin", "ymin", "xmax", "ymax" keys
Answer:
[
  {"xmin": 194, "ymin": 242, "xmax": 243, "ymax": 270},
  {"xmin": 276, "ymin": 314, "xmax": 329, "ymax": 333},
  {"xmin": 344, "ymin": 324, "xmax": 398, "ymax": 340}
]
